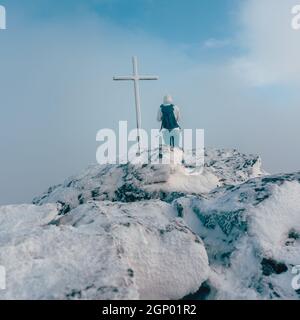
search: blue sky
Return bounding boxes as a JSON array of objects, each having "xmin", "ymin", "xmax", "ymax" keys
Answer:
[
  {"xmin": 0, "ymin": 0, "xmax": 300, "ymax": 204},
  {"xmin": 5, "ymin": 0, "xmax": 237, "ymax": 41},
  {"xmin": 4, "ymin": 0, "xmax": 241, "ymax": 60},
  {"xmin": 83, "ymin": 0, "xmax": 237, "ymax": 44}
]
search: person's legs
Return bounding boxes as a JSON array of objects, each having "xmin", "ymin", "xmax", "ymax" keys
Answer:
[
  {"xmin": 162, "ymin": 129, "xmax": 171, "ymax": 146},
  {"xmin": 170, "ymin": 136, "xmax": 174, "ymax": 148},
  {"xmin": 170, "ymin": 128, "xmax": 180, "ymax": 148},
  {"xmin": 160, "ymin": 128, "xmax": 181, "ymax": 154}
]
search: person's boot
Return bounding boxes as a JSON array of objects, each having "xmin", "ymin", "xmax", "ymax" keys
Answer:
[
  {"xmin": 170, "ymin": 136, "xmax": 174, "ymax": 152},
  {"xmin": 159, "ymin": 144, "xmax": 163, "ymax": 159}
]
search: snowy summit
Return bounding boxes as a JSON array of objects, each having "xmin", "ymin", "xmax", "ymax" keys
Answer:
[{"xmin": 0, "ymin": 148, "xmax": 299, "ymax": 300}]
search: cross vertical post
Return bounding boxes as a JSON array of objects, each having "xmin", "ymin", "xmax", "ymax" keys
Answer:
[
  {"xmin": 113, "ymin": 56, "xmax": 159, "ymax": 156},
  {"xmin": 132, "ymin": 57, "xmax": 142, "ymax": 153}
]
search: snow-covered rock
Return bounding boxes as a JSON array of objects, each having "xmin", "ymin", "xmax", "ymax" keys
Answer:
[
  {"xmin": 176, "ymin": 172, "xmax": 300, "ymax": 299},
  {"xmin": 33, "ymin": 148, "xmax": 265, "ymax": 214},
  {"xmin": 0, "ymin": 201, "xmax": 209, "ymax": 300},
  {"xmin": 1, "ymin": 147, "xmax": 299, "ymax": 300}
]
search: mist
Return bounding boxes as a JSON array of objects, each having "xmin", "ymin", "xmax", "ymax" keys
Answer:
[{"xmin": 0, "ymin": 0, "xmax": 299, "ymax": 204}]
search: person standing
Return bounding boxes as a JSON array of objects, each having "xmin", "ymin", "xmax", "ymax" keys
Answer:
[{"xmin": 157, "ymin": 94, "xmax": 181, "ymax": 153}]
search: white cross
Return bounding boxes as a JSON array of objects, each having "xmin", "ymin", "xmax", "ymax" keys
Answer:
[{"xmin": 113, "ymin": 56, "xmax": 159, "ymax": 155}]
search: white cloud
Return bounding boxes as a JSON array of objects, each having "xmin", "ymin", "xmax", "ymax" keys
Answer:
[
  {"xmin": 203, "ymin": 38, "xmax": 232, "ymax": 49},
  {"xmin": 233, "ymin": 0, "xmax": 300, "ymax": 86}
]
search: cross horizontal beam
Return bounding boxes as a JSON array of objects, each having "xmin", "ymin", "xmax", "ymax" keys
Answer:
[
  {"xmin": 113, "ymin": 76, "xmax": 159, "ymax": 81},
  {"xmin": 113, "ymin": 56, "xmax": 159, "ymax": 156}
]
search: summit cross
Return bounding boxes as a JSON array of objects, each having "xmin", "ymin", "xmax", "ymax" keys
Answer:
[{"xmin": 113, "ymin": 56, "xmax": 159, "ymax": 155}]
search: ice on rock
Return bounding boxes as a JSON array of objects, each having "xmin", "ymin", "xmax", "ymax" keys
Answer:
[
  {"xmin": 1, "ymin": 147, "xmax": 299, "ymax": 300},
  {"xmin": 0, "ymin": 201, "xmax": 209, "ymax": 300},
  {"xmin": 176, "ymin": 172, "xmax": 300, "ymax": 299},
  {"xmin": 33, "ymin": 148, "xmax": 265, "ymax": 211}
]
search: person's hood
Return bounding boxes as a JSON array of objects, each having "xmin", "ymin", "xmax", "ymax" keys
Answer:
[{"xmin": 163, "ymin": 94, "xmax": 173, "ymax": 105}]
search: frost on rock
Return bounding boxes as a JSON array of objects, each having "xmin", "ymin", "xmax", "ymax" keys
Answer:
[
  {"xmin": 176, "ymin": 172, "xmax": 300, "ymax": 299},
  {"xmin": 0, "ymin": 201, "xmax": 209, "ymax": 300},
  {"xmin": 1, "ymin": 148, "xmax": 299, "ymax": 300},
  {"xmin": 33, "ymin": 148, "xmax": 265, "ymax": 213}
]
